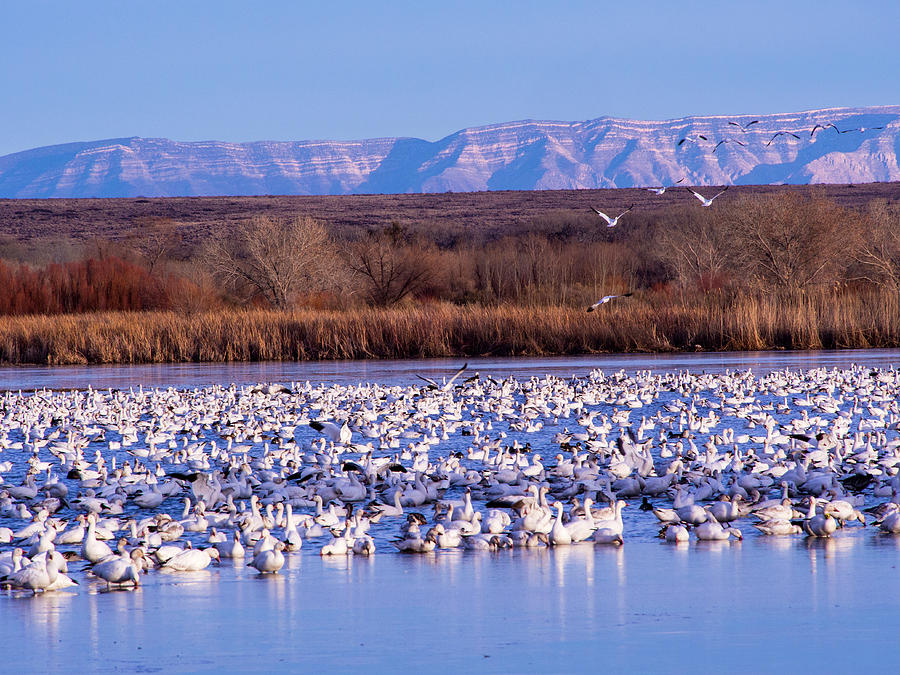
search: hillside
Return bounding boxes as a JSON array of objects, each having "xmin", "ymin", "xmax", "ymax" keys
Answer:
[{"xmin": 1, "ymin": 106, "xmax": 899, "ymax": 198}]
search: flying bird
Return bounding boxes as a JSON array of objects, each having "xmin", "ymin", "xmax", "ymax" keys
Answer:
[
  {"xmin": 590, "ymin": 204, "xmax": 634, "ymax": 228},
  {"xmin": 309, "ymin": 420, "xmax": 352, "ymax": 444},
  {"xmin": 713, "ymin": 139, "xmax": 747, "ymax": 153},
  {"xmin": 840, "ymin": 125, "xmax": 886, "ymax": 134},
  {"xmin": 416, "ymin": 363, "xmax": 469, "ymax": 391},
  {"xmin": 686, "ymin": 186, "xmax": 729, "ymax": 207},
  {"xmin": 810, "ymin": 123, "xmax": 839, "ymax": 138},
  {"xmin": 646, "ymin": 178, "xmax": 686, "ymax": 195},
  {"xmin": 677, "ymin": 135, "xmax": 708, "ymax": 147},
  {"xmin": 765, "ymin": 131, "xmax": 801, "ymax": 146},
  {"xmin": 728, "ymin": 120, "xmax": 760, "ymax": 132},
  {"xmin": 587, "ymin": 293, "xmax": 633, "ymax": 312}
]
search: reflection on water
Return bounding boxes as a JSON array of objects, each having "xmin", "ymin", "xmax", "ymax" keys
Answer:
[
  {"xmin": 4, "ymin": 542, "xmax": 900, "ymax": 672},
  {"xmin": 5, "ymin": 351, "xmax": 900, "ymax": 670},
  {"xmin": 4, "ymin": 348, "xmax": 900, "ymax": 391}
]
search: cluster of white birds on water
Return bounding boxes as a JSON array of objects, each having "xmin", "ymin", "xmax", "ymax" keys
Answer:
[{"xmin": 3, "ymin": 361, "xmax": 900, "ymax": 595}]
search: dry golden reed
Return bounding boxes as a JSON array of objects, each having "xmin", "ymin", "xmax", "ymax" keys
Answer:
[{"xmin": 1, "ymin": 289, "xmax": 899, "ymax": 365}]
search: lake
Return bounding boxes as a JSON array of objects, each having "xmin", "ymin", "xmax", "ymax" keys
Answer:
[{"xmin": 3, "ymin": 349, "xmax": 900, "ymax": 673}]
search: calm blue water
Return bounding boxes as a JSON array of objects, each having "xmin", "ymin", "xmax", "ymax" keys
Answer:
[
  {"xmin": 4, "ymin": 350, "xmax": 900, "ymax": 673},
  {"xmin": 2, "ymin": 348, "xmax": 899, "ymax": 391},
  {"xmin": 7, "ymin": 538, "xmax": 900, "ymax": 673}
]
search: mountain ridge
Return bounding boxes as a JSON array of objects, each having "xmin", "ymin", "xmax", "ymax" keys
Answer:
[{"xmin": 2, "ymin": 105, "xmax": 900, "ymax": 198}]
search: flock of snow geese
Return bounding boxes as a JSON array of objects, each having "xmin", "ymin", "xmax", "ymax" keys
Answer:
[
  {"xmin": 589, "ymin": 116, "xmax": 887, "ymax": 236},
  {"xmin": 2, "ymin": 360, "xmax": 900, "ymax": 595},
  {"xmin": 586, "ymin": 116, "xmax": 886, "ymax": 311}
]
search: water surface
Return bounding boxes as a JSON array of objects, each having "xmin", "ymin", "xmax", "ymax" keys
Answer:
[
  {"xmin": 7, "ymin": 537, "xmax": 900, "ymax": 673},
  {"xmin": 4, "ymin": 349, "xmax": 900, "ymax": 673},
  {"xmin": 2, "ymin": 348, "xmax": 900, "ymax": 391}
]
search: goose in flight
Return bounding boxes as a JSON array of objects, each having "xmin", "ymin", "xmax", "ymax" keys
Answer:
[
  {"xmin": 765, "ymin": 131, "xmax": 800, "ymax": 146},
  {"xmin": 686, "ymin": 186, "xmax": 728, "ymax": 207},
  {"xmin": 713, "ymin": 139, "xmax": 747, "ymax": 153},
  {"xmin": 416, "ymin": 363, "xmax": 468, "ymax": 391},
  {"xmin": 309, "ymin": 420, "xmax": 352, "ymax": 444},
  {"xmin": 590, "ymin": 204, "xmax": 634, "ymax": 228},
  {"xmin": 587, "ymin": 293, "xmax": 633, "ymax": 312},
  {"xmin": 839, "ymin": 125, "xmax": 886, "ymax": 134},
  {"xmin": 810, "ymin": 123, "xmax": 839, "ymax": 137},
  {"xmin": 728, "ymin": 120, "xmax": 759, "ymax": 132},
  {"xmin": 646, "ymin": 178, "xmax": 685, "ymax": 194},
  {"xmin": 676, "ymin": 134, "xmax": 708, "ymax": 147}
]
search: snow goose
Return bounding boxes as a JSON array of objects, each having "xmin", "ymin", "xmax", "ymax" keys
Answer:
[
  {"xmin": 309, "ymin": 420, "xmax": 352, "ymax": 445},
  {"xmin": 589, "ymin": 204, "xmax": 634, "ymax": 229},
  {"xmin": 800, "ymin": 496, "xmax": 837, "ymax": 537},
  {"xmin": 81, "ymin": 514, "xmax": 114, "ymax": 563},
  {"xmin": 728, "ymin": 119, "xmax": 759, "ymax": 132},
  {"xmin": 393, "ymin": 529, "xmax": 437, "ymax": 553},
  {"xmin": 249, "ymin": 541, "xmax": 286, "ymax": 574},
  {"xmin": 685, "ymin": 186, "xmax": 728, "ymax": 207},
  {"xmin": 352, "ymin": 535, "xmax": 376, "ymax": 555},
  {"xmin": 214, "ymin": 530, "xmax": 246, "ymax": 558},
  {"xmin": 549, "ymin": 502, "xmax": 573, "ymax": 546},
  {"xmin": 586, "ymin": 293, "xmax": 633, "ymax": 312},
  {"xmin": 161, "ymin": 546, "xmax": 220, "ymax": 571},
  {"xmin": 712, "ymin": 139, "xmax": 747, "ymax": 153},
  {"xmin": 662, "ymin": 524, "xmax": 690, "ymax": 543},
  {"xmin": 646, "ymin": 177, "xmax": 685, "ymax": 194},
  {"xmin": 92, "ymin": 548, "xmax": 143, "ymax": 588},
  {"xmin": 695, "ymin": 514, "xmax": 742, "ymax": 541},
  {"xmin": 7, "ymin": 550, "xmax": 67, "ymax": 594}
]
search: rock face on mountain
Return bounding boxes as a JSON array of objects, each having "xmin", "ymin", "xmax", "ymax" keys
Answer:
[{"xmin": 2, "ymin": 106, "xmax": 899, "ymax": 198}]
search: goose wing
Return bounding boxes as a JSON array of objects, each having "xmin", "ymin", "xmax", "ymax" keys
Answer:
[
  {"xmin": 590, "ymin": 207, "xmax": 613, "ymax": 224},
  {"xmin": 442, "ymin": 363, "xmax": 469, "ymax": 391},
  {"xmin": 616, "ymin": 204, "xmax": 635, "ymax": 219}
]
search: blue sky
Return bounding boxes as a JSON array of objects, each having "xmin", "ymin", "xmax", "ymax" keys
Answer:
[{"xmin": 1, "ymin": 0, "xmax": 898, "ymax": 156}]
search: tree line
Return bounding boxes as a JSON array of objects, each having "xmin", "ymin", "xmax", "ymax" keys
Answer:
[{"xmin": 1, "ymin": 191, "xmax": 899, "ymax": 315}]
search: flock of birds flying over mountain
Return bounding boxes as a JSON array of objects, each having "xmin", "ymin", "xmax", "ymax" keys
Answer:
[
  {"xmin": 2, "ymin": 361, "xmax": 900, "ymax": 594},
  {"xmin": 585, "ymin": 115, "xmax": 886, "ymax": 311}
]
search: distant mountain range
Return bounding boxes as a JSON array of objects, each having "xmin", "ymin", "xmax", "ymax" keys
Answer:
[{"xmin": 1, "ymin": 106, "xmax": 899, "ymax": 198}]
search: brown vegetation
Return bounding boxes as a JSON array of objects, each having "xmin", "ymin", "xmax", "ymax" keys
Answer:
[
  {"xmin": 1, "ymin": 184, "xmax": 900, "ymax": 363},
  {"xmin": 1, "ymin": 183, "xmax": 897, "ymax": 252},
  {"xmin": 205, "ymin": 215, "xmax": 344, "ymax": 308},
  {"xmin": 1, "ymin": 289, "xmax": 898, "ymax": 365}
]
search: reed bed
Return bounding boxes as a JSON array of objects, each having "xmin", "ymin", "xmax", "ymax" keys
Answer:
[{"xmin": 1, "ymin": 289, "xmax": 899, "ymax": 365}]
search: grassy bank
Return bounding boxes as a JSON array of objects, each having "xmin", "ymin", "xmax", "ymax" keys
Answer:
[{"xmin": 1, "ymin": 289, "xmax": 899, "ymax": 365}]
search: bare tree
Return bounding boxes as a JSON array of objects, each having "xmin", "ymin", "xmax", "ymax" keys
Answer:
[
  {"xmin": 343, "ymin": 223, "xmax": 437, "ymax": 306},
  {"xmin": 130, "ymin": 217, "xmax": 182, "ymax": 275},
  {"xmin": 727, "ymin": 193, "xmax": 857, "ymax": 289},
  {"xmin": 206, "ymin": 215, "xmax": 341, "ymax": 308},
  {"xmin": 655, "ymin": 207, "xmax": 737, "ymax": 286},
  {"xmin": 852, "ymin": 200, "xmax": 900, "ymax": 289}
]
